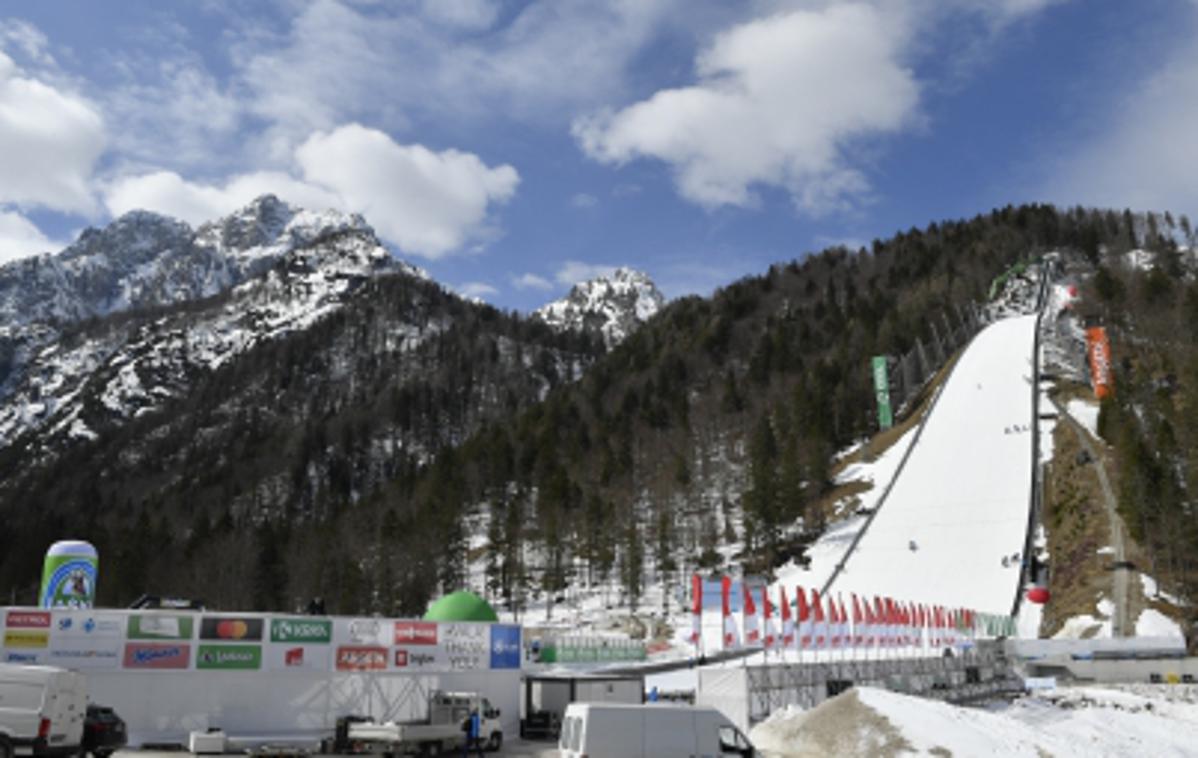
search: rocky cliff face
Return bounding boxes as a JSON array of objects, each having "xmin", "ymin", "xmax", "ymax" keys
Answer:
[{"xmin": 534, "ymin": 267, "xmax": 665, "ymax": 348}]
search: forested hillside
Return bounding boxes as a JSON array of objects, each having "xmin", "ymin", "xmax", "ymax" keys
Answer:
[{"xmin": 3, "ymin": 204, "xmax": 1192, "ymax": 622}]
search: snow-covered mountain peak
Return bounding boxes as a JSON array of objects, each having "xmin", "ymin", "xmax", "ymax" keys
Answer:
[{"xmin": 535, "ymin": 266, "xmax": 665, "ymax": 348}]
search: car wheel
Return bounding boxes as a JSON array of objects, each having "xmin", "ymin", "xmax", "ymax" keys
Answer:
[
  {"xmin": 0, "ymin": 737, "xmax": 13, "ymax": 758},
  {"xmin": 487, "ymin": 732, "xmax": 502, "ymax": 752}
]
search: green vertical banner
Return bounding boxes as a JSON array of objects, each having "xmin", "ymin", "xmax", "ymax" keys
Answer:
[{"xmin": 872, "ymin": 356, "xmax": 893, "ymax": 430}]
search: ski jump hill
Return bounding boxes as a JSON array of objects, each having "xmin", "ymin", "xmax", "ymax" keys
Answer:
[{"xmin": 828, "ymin": 313, "xmax": 1039, "ymax": 615}]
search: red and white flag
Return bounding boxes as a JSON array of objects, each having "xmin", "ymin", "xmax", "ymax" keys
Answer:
[
  {"xmin": 780, "ymin": 587, "xmax": 795, "ymax": 649},
  {"xmin": 690, "ymin": 574, "xmax": 703, "ymax": 647},
  {"xmin": 762, "ymin": 588, "xmax": 777, "ymax": 651},
  {"xmin": 797, "ymin": 587, "xmax": 813, "ymax": 649},
  {"xmin": 867, "ymin": 593, "xmax": 876, "ymax": 646},
  {"xmin": 722, "ymin": 576, "xmax": 738, "ymax": 649},
  {"xmin": 812, "ymin": 589, "xmax": 827, "ymax": 649},
  {"xmin": 851, "ymin": 594, "xmax": 864, "ymax": 648},
  {"xmin": 838, "ymin": 597, "xmax": 850, "ymax": 649},
  {"xmin": 742, "ymin": 582, "xmax": 761, "ymax": 646},
  {"xmin": 828, "ymin": 596, "xmax": 841, "ymax": 649}
]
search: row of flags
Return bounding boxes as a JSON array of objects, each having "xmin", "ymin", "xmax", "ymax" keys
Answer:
[{"xmin": 689, "ymin": 575, "xmax": 1016, "ymax": 653}]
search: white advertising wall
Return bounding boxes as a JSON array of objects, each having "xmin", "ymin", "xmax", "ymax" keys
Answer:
[{"xmin": 0, "ymin": 607, "xmax": 522, "ymax": 745}]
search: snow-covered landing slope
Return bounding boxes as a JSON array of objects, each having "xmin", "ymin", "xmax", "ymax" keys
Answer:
[{"xmin": 830, "ymin": 314, "xmax": 1037, "ymax": 613}]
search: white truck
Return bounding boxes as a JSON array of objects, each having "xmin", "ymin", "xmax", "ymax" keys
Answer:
[
  {"xmin": 0, "ymin": 664, "xmax": 87, "ymax": 758},
  {"xmin": 558, "ymin": 702, "xmax": 756, "ymax": 758},
  {"xmin": 347, "ymin": 691, "xmax": 502, "ymax": 755}
]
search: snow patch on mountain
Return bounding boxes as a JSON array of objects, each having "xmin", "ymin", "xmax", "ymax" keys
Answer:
[
  {"xmin": 0, "ymin": 196, "xmax": 426, "ymax": 451},
  {"xmin": 535, "ymin": 267, "xmax": 665, "ymax": 348}
]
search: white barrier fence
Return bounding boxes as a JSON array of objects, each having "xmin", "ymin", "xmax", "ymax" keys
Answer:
[{"xmin": 1, "ymin": 607, "xmax": 523, "ymax": 745}]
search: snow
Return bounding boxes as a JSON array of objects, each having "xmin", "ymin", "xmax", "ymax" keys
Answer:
[
  {"xmin": 751, "ymin": 685, "xmax": 1198, "ymax": 757},
  {"xmin": 771, "ymin": 424, "xmax": 918, "ymax": 597},
  {"xmin": 1124, "ymin": 248, "xmax": 1156, "ymax": 271},
  {"xmin": 1136, "ymin": 608, "xmax": 1183, "ymax": 639},
  {"xmin": 826, "ymin": 315, "xmax": 1038, "ymax": 613},
  {"xmin": 1066, "ymin": 397, "xmax": 1100, "ymax": 437},
  {"xmin": 1140, "ymin": 574, "xmax": 1184, "ymax": 607},
  {"xmin": 534, "ymin": 267, "xmax": 664, "ymax": 347},
  {"xmin": 1054, "ymin": 594, "xmax": 1114, "ymax": 639}
]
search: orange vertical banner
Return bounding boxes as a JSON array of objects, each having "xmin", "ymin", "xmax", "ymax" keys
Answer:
[{"xmin": 1086, "ymin": 326, "xmax": 1114, "ymax": 399}]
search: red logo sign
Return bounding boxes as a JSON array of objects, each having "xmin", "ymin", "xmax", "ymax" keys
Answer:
[
  {"xmin": 335, "ymin": 646, "xmax": 387, "ymax": 671},
  {"xmin": 285, "ymin": 648, "xmax": 304, "ymax": 667},
  {"xmin": 394, "ymin": 621, "xmax": 437, "ymax": 645},
  {"xmin": 395, "ymin": 649, "xmax": 408, "ymax": 667},
  {"xmin": 6, "ymin": 611, "xmax": 51, "ymax": 628},
  {"xmin": 123, "ymin": 643, "xmax": 190, "ymax": 669}
]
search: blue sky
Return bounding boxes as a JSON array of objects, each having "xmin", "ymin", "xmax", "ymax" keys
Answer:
[{"xmin": 1, "ymin": 1, "xmax": 1196, "ymax": 311}]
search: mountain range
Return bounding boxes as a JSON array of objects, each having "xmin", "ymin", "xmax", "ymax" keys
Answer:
[{"xmin": 1, "ymin": 201, "xmax": 1192, "ymax": 632}]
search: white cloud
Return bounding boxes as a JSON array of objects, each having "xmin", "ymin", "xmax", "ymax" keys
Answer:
[
  {"xmin": 420, "ymin": 0, "xmax": 499, "ymax": 30},
  {"xmin": 1044, "ymin": 22, "xmax": 1198, "ymax": 216},
  {"xmin": 103, "ymin": 170, "xmax": 341, "ymax": 226},
  {"xmin": 511, "ymin": 272, "xmax": 553, "ymax": 290},
  {"xmin": 104, "ymin": 124, "xmax": 519, "ymax": 259},
  {"xmin": 103, "ymin": 57, "xmax": 241, "ymax": 170},
  {"xmin": 0, "ymin": 19, "xmax": 55, "ymax": 66},
  {"xmin": 555, "ymin": 260, "xmax": 617, "ymax": 286},
  {"xmin": 458, "ymin": 281, "xmax": 498, "ymax": 300},
  {"xmin": 294, "ymin": 124, "xmax": 519, "ymax": 257},
  {"xmin": 232, "ymin": 0, "xmax": 683, "ymax": 146},
  {"xmin": 573, "ymin": 4, "xmax": 919, "ymax": 214},
  {"xmin": 571, "ymin": 192, "xmax": 598, "ymax": 209},
  {"xmin": 0, "ymin": 209, "xmax": 60, "ymax": 264},
  {"xmin": 0, "ymin": 50, "xmax": 105, "ymax": 214}
]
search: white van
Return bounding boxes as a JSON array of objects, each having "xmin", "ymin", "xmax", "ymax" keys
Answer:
[
  {"xmin": 0, "ymin": 664, "xmax": 87, "ymax": 758},
  {"xmin": 558, "ymin": 702, "xmax": 756, "ymax": 758}
]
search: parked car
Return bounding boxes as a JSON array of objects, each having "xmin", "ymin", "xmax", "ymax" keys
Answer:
[
  {"xmin": 80, "ymin": 706, "xmax": 125, "ymax": 758},
  {"xmin": 0, "ymin": 664, "xmax": 87, "ymax": 758},
  {"xmin": 558, "ymin": 702, "xmax": 755, "ymax": 758}
]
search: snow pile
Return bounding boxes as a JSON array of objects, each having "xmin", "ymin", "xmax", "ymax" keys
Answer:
[
  {"xmin": 534, "ymin": 267, "xmax": 665, "ymax": 347},
  {"xmin": 1136, "ymin": 608, "xmax": 1183, "ymax": 639},
  {"xmin": 1066, "ymin": 397, "xmax": 1100, "ymax": 437},
  {"xmin": 1054, "ymin": 597, "xmax": 1115, "ymax": 639},
  {"xmin": 751, "ymin": 685, "xmax": 1198, "ymax": 757}
]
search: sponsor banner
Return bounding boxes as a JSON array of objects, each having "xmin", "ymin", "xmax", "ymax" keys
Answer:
[
  {"xmin": 6, "ymin": 610, "xmax": 51, "ymax": 628},
  {"xmin": 394, "ymin": 621, "xmax": 438, "ymax": 646},
  {"xmin": 489, "ymin": 624, "xmax": 521, "ymax": 670},
  {"xmin": 441, "ymin": 623, "xmax": 489, "ymax": 670},
  {"xmin": 266, "ymin": 644, "xmax": 332, "ymax": 672},
  {"xmin": 336, "ymin": 618, "xmax": 388, "ymax": 646},
  {"xmin": 872, "ymin": 356, "xmax": 894, "ymax": 430},
  {"xmin": 270, "ymin": 618, "xmax": 332, "ymax": 644},
  {"xmin": 127, "ymin": 614, "xmax": 194, "ymax": 640},
  {"xmin": 335, "ymin": 645, "xmax": 387, "ymax": 671},
  {"xmin": 123, "ymin": 642, "xmax": 190, "ymax": 669},
  {"xmin": 196, "ymin": 644, "xmax": 262, "ymax": 670},
  {"xmin": 48, "ymin": 646, "xmax": 120, "ymax": 670},
  {"xmin": 200, "ymin": 617, "xmax": 264, "ymax": 641},
  {"xmin": 1086, "ymin": 326, "xmax": 1115, "ymax": 400},
  {"xmin": 53, "ymin": 612, "xmax": 122, "ymax": 638},
  {"xmin": 4, "ymin": 630, "xmax": 49, "ymax": 648},
  {"xmin": 393, "ymin": 647, "xmax": 449, "ymax": 671},
  {"xmin": 3, "ymin": 651, "xmax": 44, "ymax": 665}
]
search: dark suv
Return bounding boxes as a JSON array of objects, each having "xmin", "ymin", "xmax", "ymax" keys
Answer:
[{"xmin": 81, "ymin": 705, "xmax": 127, "ymax": 758}]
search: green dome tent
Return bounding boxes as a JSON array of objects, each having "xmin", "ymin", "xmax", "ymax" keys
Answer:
[{"xmin": 423, "ymin": 590, "xmax": 499, "ymax": 622}]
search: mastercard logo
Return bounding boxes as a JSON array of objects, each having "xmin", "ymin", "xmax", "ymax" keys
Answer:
[{"xmin": 216, "ymin": 620, "xmax": 250, "ymax": 639}]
